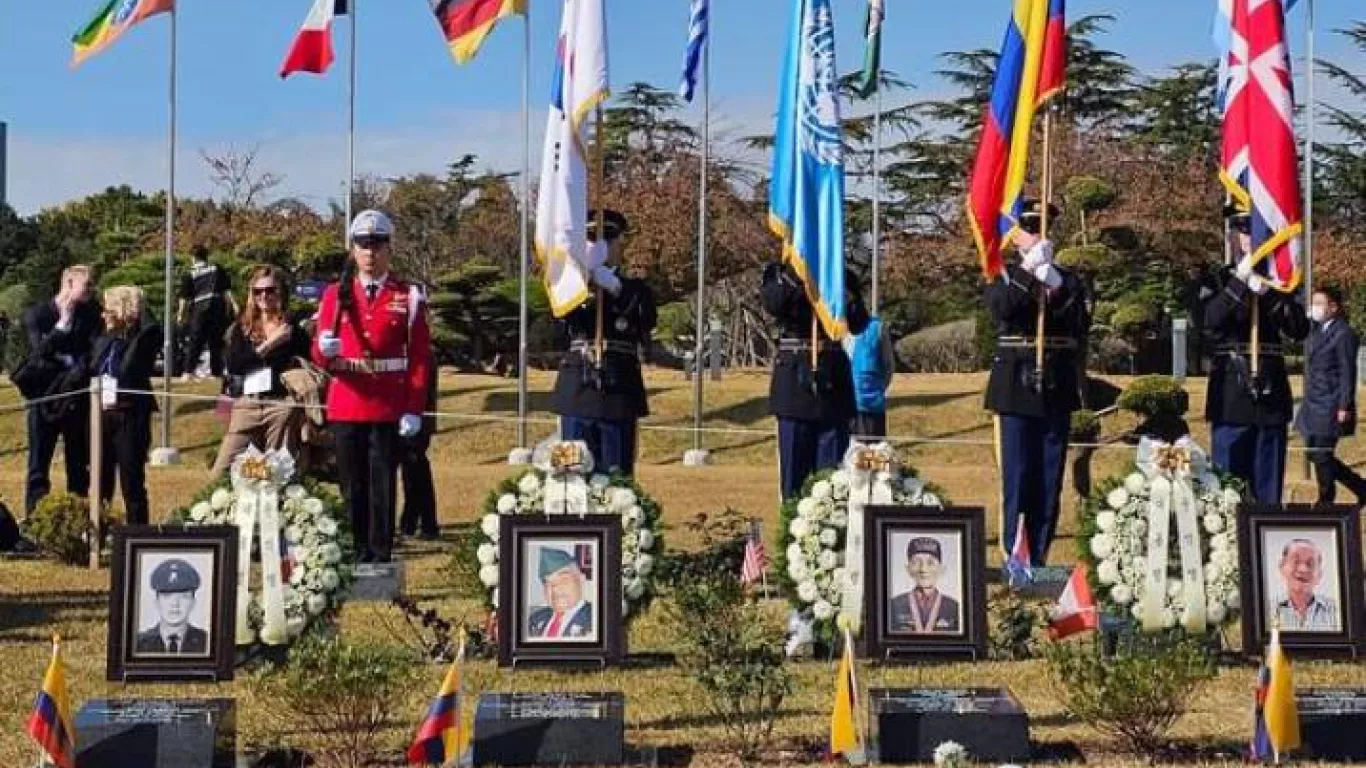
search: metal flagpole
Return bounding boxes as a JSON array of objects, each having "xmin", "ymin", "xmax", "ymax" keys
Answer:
[
  {"xmin": 690, "ymin": 14, "xmax": 710, "ymax": 457},
  {"xmin": 1303, "ymin": 0, "xmax": 1315, "ymax": 305},
  {"xmin": 154, "ymin": 2, "xmax": 180, "ymax": 463},
  {"xmin": 517, "ymin": 7, "xmax": 531, "ymax": 452},
  {"xmin": 346, "ymin": 0, "xmax": 357, "ymax": 241},
  {"xmin": 871, "ymin": 76, "xmax": 882, "ymax": 314}
]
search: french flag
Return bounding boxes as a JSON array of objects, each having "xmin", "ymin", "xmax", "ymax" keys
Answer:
[
  {"xmin": 280, "ymin": 0, "xmax": 348, "ymax": 78},
  {"xmin": 1048, "ymin": 564, "xmax": 1098, "ymax": 640}
]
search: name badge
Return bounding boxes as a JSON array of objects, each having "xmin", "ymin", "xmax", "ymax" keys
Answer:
[
  {"xmin": 243, "ymin": 367, "xmax": 272, "ymax": 395},
  {"xmin": 101, "ymin": 375, "xmax": 118, "ymax": 409}
]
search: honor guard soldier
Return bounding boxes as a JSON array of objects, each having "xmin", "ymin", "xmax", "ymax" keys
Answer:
[
  {"xmin": 762, "ymin": 261, "xmax": 857, "ymax": 500},
  {"xmin": 1203, "ymin": 204, "xmax": 1308, "ymax": 504},
  {"xmin": 985, "ymin": 200, "xmax": 1090, "ymax": 567},
  {"xmin": 313, "ymin": 210, "xmax": 433, "ymax": 563},
  {"xmin": 551, "ymin": 210, "xmax": 656, "ymax": 476},
  {"xmin": 177, "ymin": 245, "xmax": 238, "ymax": 379}
]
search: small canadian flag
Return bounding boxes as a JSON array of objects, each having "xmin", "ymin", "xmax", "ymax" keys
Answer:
[
  {"xmin": 1048, "ymin": 564, "xmax": 1099, "ymax": 640},
  {"xmin": 280, "ymin": 0, "xmax": 349, "ymax": 78}
]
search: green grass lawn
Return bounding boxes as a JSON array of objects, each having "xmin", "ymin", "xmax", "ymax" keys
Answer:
[{"xmin": 1, "ymin": 370, "xmax": 1363, "ymax": 766}]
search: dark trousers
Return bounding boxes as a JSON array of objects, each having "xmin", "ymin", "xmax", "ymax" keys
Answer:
[
  {"xmin": 560, "ymin": 416, "xmax": 638, "ymax": 476},
  {"xmin": 999, "ymin": 412, "xmax": 1070, "ymax": 566},
  {"xmin": 331, "ymin": 421, "xmax": 398, "ymax": 562},
  {"xmin": 1212, "ymin": 423, "xmax": 1286, "ymax": 505},
  {"xmin": 777, "ymin": 417, "xmax": 849, "ymax": 500},
  {"xmin": 181, "ymin": 308, "xmax": 225, "ymax": 376},
  {"xmin": 25, "ymin": 404, "xmax": 91, "ymax": 514},
  {"xmin": 1304, "ymin": 434, "xmax": 1366, "ymax": 505},
  {"xmin": 851, "ymin": 411, "xmax": 887, "ymax": 440},
  {"xmin": 100, "ymin": 409, "xmax": 152, "ymax": 525},
  {"xmin": 398, "ymin": 430, "xmax": 438, "ymax": 536}
]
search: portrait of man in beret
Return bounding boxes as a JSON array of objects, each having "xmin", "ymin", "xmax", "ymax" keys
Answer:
[
  {"xmin": 888, "ymin": 535, "xmax": 962, "ymax": 635},
  {"xmin": 135, "ymin": 556, "xmax": 210, "ymax": 655},
  {"xmin": 526, "ymin": 544, "xmax": 596, "ymax": 642}
]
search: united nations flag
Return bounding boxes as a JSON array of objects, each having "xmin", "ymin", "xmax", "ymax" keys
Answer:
[{"xmin": 768, "ymin": 0, "xmax": 847, "ymax": 340}]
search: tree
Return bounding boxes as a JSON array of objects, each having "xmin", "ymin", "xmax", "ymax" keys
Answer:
[
  {"xmin": 1127, "ymin": 62, "xmax": 1220, "ymax": 164},
  {"xmin": 200, "ymin": 145, "xmax": 284, "ymax": 209},
  {"xmin": 1317, "ymin": 23, "xmax": 1366, "ymax": 229}
]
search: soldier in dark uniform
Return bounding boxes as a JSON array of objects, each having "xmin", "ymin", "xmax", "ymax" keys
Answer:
[
  {"xmin": 526, "ymin": 547, "xmax": 595, "ymax": 640},
  {"xmin": 1203, "ymin": 205, "xmax": 1309, "ymax": 504},
  {"xmin": 985, "ymin": 200, "xmax": 1090, "ymax": 567},
  {"xmin": 177, "ymin": 245, "xmax": 238, "ymax": 379},
  {"xmin": 135, "ymin": 558, "xmax": 209, "ymax": 655},
  {"xmin": 551, "ymin": 210, "xmax": 656, "ymax": 477},
  {"xmin": 889, "ymin": 537, "xmax": 961, "ymax": 634},
  {"xmin": 761, "ymin": 262, "xmax": 857, "ymax": 499}
]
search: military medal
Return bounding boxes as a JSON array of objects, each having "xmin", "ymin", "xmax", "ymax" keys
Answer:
[
  {"xmin": 615, "ymin": 317, "xmax": 628, "ymax": 333},
  {"xmin": 910, "ymin": 591, "xmax": 942, "ymax": 634}
]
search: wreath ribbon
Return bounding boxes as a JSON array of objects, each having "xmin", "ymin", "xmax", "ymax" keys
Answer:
[
  {"xmin": 1136, "ymin": 436, "xmax": 1211, "ymax": 634},
  {"xmin": 839, "ymin": 441, "xmax": 897, "ymax": 633},
  {"xmin": 533, "ymin": 439, "xmax": 594, "ymax": 516},
  {"xmin": 230, "ymin": 447, "xmax": 296, "ymax": 646}
]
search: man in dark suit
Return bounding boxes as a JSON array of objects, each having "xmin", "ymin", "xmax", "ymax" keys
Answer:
[
  {"xmin": 1294, "ymin": 286, "xmax": 1365, "ymax": 505},
  {"xmin": 21, "ymin": 265, "xmax": 101, "ymax": 514},
  {"xmin": 135, "ymin": 558, "xmax": 209, "ymax": 655},
  {"xmin": 889, "ymin": 537, "xmax": 961, "ymax": 634},
  {"xmin": 526, "ymin": 547, "xmax": 594, "ymax": 640}
]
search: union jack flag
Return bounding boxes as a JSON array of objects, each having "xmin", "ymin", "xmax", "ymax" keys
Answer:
[
  {"xmin": 740, "ymin": 519, "xmax": 768, "ymax": 587},
  {"xmin": 1218, "ymin": 0, "xmax": 1302, "ymax": 292}
]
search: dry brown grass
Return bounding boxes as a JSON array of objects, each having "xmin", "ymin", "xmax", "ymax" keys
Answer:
[{"xmin": 1, "ymin": 370, "xmax": 1363, "ymax": 766}]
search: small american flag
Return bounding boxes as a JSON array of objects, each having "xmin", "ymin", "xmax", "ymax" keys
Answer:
[{"xmin": 740, "ymin": 519, "xmax": 768, "ymax": 587}]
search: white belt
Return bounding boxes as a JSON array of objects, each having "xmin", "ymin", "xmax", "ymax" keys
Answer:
[{"xmin": 332, "ymin": 357, "xmax": 408, "ymax": 374}]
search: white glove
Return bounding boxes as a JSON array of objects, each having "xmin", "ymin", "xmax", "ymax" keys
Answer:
[
  {"xmin": 1235, "ymin": 256, "xmax": 1255, "ymax": 281},
  {"xmin": 584, "ymin": 241, "xmax": 610, "ymax": 271},
  {"xmin": 1247, "ymin": 274, "xmax": 1269, "ymax": 295},
  {"xmin": 1020, "ymin": 239, "xmax": 1055, "ymax": 272},
  {"xmin": 591, "ymin": 265, "xmax": 622, "ymax": 295},
  {"xmin": 318, "ymin": 331, "xmax": 342, "ymax": 359},
  {"xmin": 398, "ymin": 414, "xmax": 422, "ymax": 438},
  {"xmin": 1033, "ymin": 263, "xmax": 1063, "ymax": 290}
]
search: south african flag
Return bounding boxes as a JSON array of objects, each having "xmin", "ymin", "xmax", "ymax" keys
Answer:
[{"xmin": 72, "ymin": 0, "xmax": 174, "ymax": 67}]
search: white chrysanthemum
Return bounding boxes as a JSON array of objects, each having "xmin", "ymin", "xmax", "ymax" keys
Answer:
[
  {"xmin": 589, "ymin": 474, "xmax": 611, "ymax": 489},
  {"xmin": 285, "ymin": 525, "xmax": 304, "ymax": 544},
  {"xmin": 1222, "ymin": 487, "xmax": 1242, "ymax": 508},
  {"xmin": 786, "ymin": 543, "xmax": 803, "ymax": 562},
  {"xmin": 1210, "ymin": 532, "xmax": 1230, "ymax": 552},
  {"xmin": 817, "ymin": 550, "xmax": 839, "ymax": 571},
  {"xmin": 1106, "ymin": 487, "xmax": 1130, "ymax": 511},
  {"xmin": 831, "ymin": 471, "xmax": 851, "ymax": 490},
  {"xmin": 210, "ymin": 488, "xmax": 233, "ymax": 511},
  {"xmin": 321, "ymin": 543, "xmax": 342, "ymax": 565},
  {"xmin": 1090, "ymin": 534, "xmax": 1116, "ymax": 560},
  {"xmin": 626, "ymin": 578, "xmax": 646, "ymax": 600},
  {"xmin": 797, "ymin": 580, "xmax": 819, "ymax": 603},
  {"xmin": 306, "ymin": 594, "xmax": 328, "ymax": 616},
  {"xmin": 518, "ymin": 473, "xmax": 541, "ymax": 495},
  {"xmin": 788, "ymin": 561, "xmax": 810, "ymax": 582},
  {"xmin": 303, "ymin": 498, "xmax": 324, "ymax": 516},
  {"xmin": 1124, "ymin": 473, "xmax": 1147, "ymax": 495},
  {"xmin": 819, "ymin": 528, "xmax": 838, "ymax": 547},
  {"xmin": 611, "ymin": 488, "xmax": 638, "ymax": 512},
  {"xmin": 1111, "ymin": 583, "xmax": 1133, "ymax": 605},
  {"xmin": 932, "ymin": 741, "xmax": 968, "ymax": 768},
  {"xmin": 1203, "ymin": 513, "xmax": 1224, "ymax": 534},
  {"xmin": 1095, "ymin": 511, "xmax": 1118, "ymax": 533},
  {"xmin": 1097, "ymin": 559, "xmax": 1121, "ymax": 585},
  {"xmin": 811, "ymin": 480, "xmax": 832, "ymax": 501},
  {"xmin": 285, "ymin": 484, "xmax": 307, "ymax": 500},
  {"xmin": 829, "ymin": 511, "xmax": 848, "ymax": 529},
  {"xmin": 320, "ymin": 569, "xmax": 340, "ymax": 591},
  {"xmin": 190, "ymin": 502, "xmax": 212, "ymax": 522},
  {"xmin": 812, "ymin": 600, "xmax": 835, "ymax": 620},
  {"xmin": 479, "ymin": 565, "xmax": 499, "ymax": 587},
  {"xmin": 316, "ymin": 516, "xmax": 338, "ymax": 536},
  {"xmin": 832, "ymin": 567, "xmax": 850, "ymax": 588},
  {"xmin": 920, "ymin": 492, "xmax": 942, "ymax": 507},
  {"xmin": 1204, "ymin": 562, "xmax": 1224, "ymax": 582},
  {"xmin": 797, "ymin": 498, "xmax": 818, "ymax": 519},
  {"xmin": 481, "ymin": 514, "xmax": 500, "ymax": 539},
  {"xmin": 476, "ymin": 544, "xmax": 497, "ymax": 565},
  {"xmin": 789, "ymin": 518, "xmax": 813, "ymax": 540},
  {"xmin": 635, "ymin": 555, "xmax": 654, "ymax": 576},
  {"xmin": 638, "ymin": 530, "xmax": 655, "ymax": 551},
  {"xmin": 496, "ymin": 494, "xmax": 517, "ymax": 514},
  {"xmin": 1225, "ymin": 589, "xmax": 1240, "ymax": 609}
]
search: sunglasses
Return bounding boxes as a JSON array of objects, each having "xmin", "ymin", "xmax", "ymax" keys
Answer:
[
  {"xmin": 353, "ymin": 236, "xmax": 390, "ymax": 249},
  {"xmin": 252, "ymin": 286, "xmax": 279, "ymax": 297}
]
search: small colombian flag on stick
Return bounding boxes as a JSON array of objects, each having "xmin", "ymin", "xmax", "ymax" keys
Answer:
[
  {"xmin": 407, "ymin": 630, "xmax": 469, "ymax": 767},
  {"xmin": 27, "ymin": 635, "xmax": 76, "ymax": 768}
]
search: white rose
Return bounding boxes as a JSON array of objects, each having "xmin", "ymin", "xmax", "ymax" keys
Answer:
[
  {"xmin": 497, "ymin": 494, "xmax": 517, "ymax": 514},
  {"xmin": 306, "ymin": 594, "xmax": 328, "ymax": 616},
  {"xmin": 635, "ymin": 555, "xmax": 654, "ymax": 576},
  {"xmin": 518, "ymin": 473, "xmax": 541, "ymax": 495},
  {"xmin": 818, "ymin": 550, "xmax": 839, "ymax": 571},
  {"xmin": 1111, "ymin": 583, "xmax": 1133, "ymax": 605},
  {"xmin": 811, "ymin": 481, "xmax": 832, "ymax": 501},
  {"xmin": 797, "ymin": 580, "xmax": 819, "ymax": 603},
  {"xmin": 788, "ymin": 561, "xmax": 810, "ymax": 582},
  {"xmin": 316, "ymin": 516, "xmax": 338, "ymax": 536},
  {"xmin": 1207, "ymin": 603, "xmax": 1227, "ymax": 624},
  {"xmin": 481, "ymin": 514, "xmax": 501, "ymax": 539},
  {"xmin": 1095, "ymin": 511, "xmax": 1118, "ymax": 533},
  {"xmin": 589, "ymin": 474, "xmax": 611, "ymax": 489},
  {"xmin": 611, "ymin": 488, "xmax": 638, "ymax": 512},
  {"xmin": 797, "ymin": 498, "xmax": 818, "ymax": 519},
  {"xmin": 190, "ymin": 502, "xmax": 212, "ymax": 522},
  {"xmin": 1106, "ymin": 487, "xmax": 1130, "ymax": 511},
  {"xmin": 1203, "ymin": 514, "xmax": 1224, "ymax": 534},
  {"xmin": 920, "ymin": 492, "xmax": 942, "ymax": 508},
  {"xmin": 812, "ymin": 600, "xmax": 835, "ymax": 620},
  {"xmin": 285, "ymin": 484, "xmax": 307, "ymax": 500},
  {"xmin": 819, "ymin": 528, "xmax": 838, "ymax": 547},
  {"xmin": 477, "ymin": 544, "xmax": 498, "ymax": 565},
  {"xmin": 637, "ymin": 530, "xmax": 655, "ymax": 551},
  {"xmin": 320, "ymin": 569, "xmax": 340, "ymax": 591},
  {"xmin": 210, "ymin": 488, "xmax": 233, "ymax": 511},
  {"xmin": 479, "ymin": 565, "xmax": 500, "ymax": 587},
  {"xmin": 1097, "ymin": 559, "xmax": 1121, "ymax": 585},
  {"xmin": 626, "ymin": 578, "xmax": 646, "ymax": 600},
  {"xmin": 789, "ymin": 518, "xmax": 812, "ymax": 540},
  {"xmin": 1090, "ymin": 534, "xmax": 1116, "ymax": 560},
  {"xmin": 303, "ymin": 498, "xmax": 324, "ymax": 516},
  {"xmin": 1124, "ymin": 473, "xmax": 1147, "ymax": 495}
]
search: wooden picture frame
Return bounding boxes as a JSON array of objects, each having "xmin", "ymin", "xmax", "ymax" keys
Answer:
[
  {"xmin": 864, "ymin": 506, "xmax": 988, "ymax": 661},
  {"xmin": 107, "ymin": 525, "xmax": 239, "ymax": 682},
  {"xmin": 1238, "ymin": 505, "xmax": 1365, "ymax": 659},
  {"xmin": 498, "ymin": 515, "xmax": 623, "ymax": 668}
]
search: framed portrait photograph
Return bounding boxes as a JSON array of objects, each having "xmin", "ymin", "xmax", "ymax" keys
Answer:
[
  {"xmin": 864, "ymin": 507, "xmax": 988, "ymax": 660},
  {"xmin": 1238, "ymin": 505, "xmax": 1365, "ymax": 658},
  {"xmin": 498, "ymin": 515, "xmax": 622, "ymax": 667},
  {"xmin": 107, "ymin": 526, "xmax": 239, "ymax": 682}
]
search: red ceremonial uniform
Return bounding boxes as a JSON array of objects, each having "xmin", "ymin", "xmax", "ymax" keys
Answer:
[{"xmin": 312, "ymin": 277, "xmax": 432, "ymax": 423}]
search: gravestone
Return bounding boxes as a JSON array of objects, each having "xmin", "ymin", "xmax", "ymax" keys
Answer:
[
  {"xmin": 349, "ymin": 561, "xmax": 404, "ymax": 601},
  {"xmin": 871, "ymin": 688, "xmax": 1029, "ymax": 764},
  {"xmin": 1298, "ymin": 688, "xmax": 1366, "ymax": 761},
  {"xmin": 76, "ymin": 699, "xmax": 236, "ymax": 768},
  {"xmin": 473, "ymin": 692, "xmax": 625, "ymax": 767}
]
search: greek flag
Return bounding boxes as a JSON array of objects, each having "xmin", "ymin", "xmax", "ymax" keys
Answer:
[
  {"xmin": 768, "ymin": 0, "xmax": 847, "ymax": 339},
  {"xmin": 678, "ymin": 0, "xmax": 708, "ymax": 102}
]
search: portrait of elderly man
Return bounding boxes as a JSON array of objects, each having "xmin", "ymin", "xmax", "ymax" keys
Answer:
[
  {"xmin": 889, "ymin": 536, "xmax": 961, "ymax": 635},
  {"xmin": 1271, "ymin": 537, "xmax": 1341, "ymax": 633},
  {"xmin": 526, "ymin": 546, "xmax": 595, "ymax": 641},
  {"xmin": 135, "ymin": 558, "xmax": 209, "ymax": 655}
]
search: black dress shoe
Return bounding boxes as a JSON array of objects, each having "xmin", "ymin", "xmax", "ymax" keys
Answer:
[{"xmin": 418, "ymin": 530, "xmax": 439, "ymax": 541}]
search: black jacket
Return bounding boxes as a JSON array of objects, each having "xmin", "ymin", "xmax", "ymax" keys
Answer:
[
  {"xmin": 224, "ymin": 321, "xmax": 312, "ymax": 398},
  {"xmin": 20, "ymin": 300, "xmax": 102, "ymax": 419},
  {"xmin": 761, "ymin": 263, "xmax": 857, "ymax": 424},
  {"xmin": 90, "ymin": 323, "xmax": 165, "ymax": 414},
  {"xmin": 983, "ymin": 263, "xmax": 1090, "ymax": 418},
  {"xmin": 550, "ymin": 275, "xmax": 656, "ymax": 420},
  {"xmin": 1202, "ymin": 275, "xmax": 1309, "ymax": 427},
  {"xmin": 1294, "ymin": 319, "xmax": 1359, "ymax": 439}
]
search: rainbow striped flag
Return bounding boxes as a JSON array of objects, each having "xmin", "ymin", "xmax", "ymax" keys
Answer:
[
  {"xmin": 71, "ymin": 0, "xmax": 173, "ymax": 68},
  {"xmin": 407, "ymin": 636, "xmax": 467, "ymax": 766},
  {"xmin": 27, "ymin": 636, "xmax": 75, "ymax": 768},
  {"xmin": 965, "ymin": 0, "xmax": 1066, "ymax": 280},
  {"xmin": 430, "ymin": 0, "xmax": 526, "ymax": 65}
]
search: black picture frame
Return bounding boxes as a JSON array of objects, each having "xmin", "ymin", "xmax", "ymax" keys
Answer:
[
  {"xmin": 498, "ymin": 515, "xmax": 623, "ymax": 668},
  {"xmin": 1238, "ymin": 505, "xmax": 1365, "ymax": 659},
  {"xmin": 107, "ymin": 525, "xmax": 239, "ymax": 682},
  {"xmin": 864, "ymin": 506, "xmax": 988, "ymax": 661}
]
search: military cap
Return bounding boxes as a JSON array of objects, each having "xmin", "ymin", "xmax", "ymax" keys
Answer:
[
  {"xmin": 1222, "ymin": 202, "xmax": 1252, "ymax": 234},
  {"xmin": 350, "ymin": 209, "xmax": 395, "ymax": 240},
  {"xmin": 150, "ymin": 558, "xmax": 201, "ymax": 593},
  {"xmin": 906, "ymin": 537, "xmax": 943, "ymax": 562},
  {"xmin": 538, "ymin": 547, "xmax": 581, "ymax": 581},
  {"xmin": 1018, "ymin": 198, "xmax": 1061, "ymax": 235},
  {"xmin": 586, "ymin": 209, "xmax": 629, "ymax": 242}
]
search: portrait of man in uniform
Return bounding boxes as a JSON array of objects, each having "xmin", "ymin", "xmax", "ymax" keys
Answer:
[
  {"xmin": 134, "ymin": 554, "xmax": 213, "ymax": 656},
  {"xmin": 524, "ymin": 543, "xmax": 598, "ymax": 643},
  {"xmin": 886, "ymin": 534, "xmax": 963, "ymax": 635},
  {"xmin": 1262, "ymin": 531, "xmax": 1343, "ymax": 633}
]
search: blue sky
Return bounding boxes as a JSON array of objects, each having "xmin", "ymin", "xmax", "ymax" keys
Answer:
[{"xmin": 0, "ymin": 0, "xmax": 1357, "ymax": 213}]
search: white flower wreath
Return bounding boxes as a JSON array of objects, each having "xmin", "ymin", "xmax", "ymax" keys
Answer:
[
  {"xmin": 476, "ymin": 440, "xmax": 664, "ymax": 621},
  {"xmin": 1082, "ymin": 436, "xmax": 1245, "ymax": 632}
]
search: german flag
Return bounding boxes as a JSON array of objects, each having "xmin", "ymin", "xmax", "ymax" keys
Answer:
[{"xmin": 430, "ymin": 0, "xmax": 526, "ymax": 65}]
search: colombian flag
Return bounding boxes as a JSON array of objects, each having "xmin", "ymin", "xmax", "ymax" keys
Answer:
[
  {"xmin": 71, "ymin": 0, "xmax": 173, "ymax": 67},
  {"xmin": 829, "ymin": 627, "xmax": 866, "ymax": 764},
  {"xmin": 965, "ymin": 0, "xmax": 1066, "ymax": 280},
  {"xmin": 407, "ymin": 638, "xmax": 467, "ymax": 766},
  {"xmin": 27, "ymin": 636, "xmax": 75, "ymax": 768},
  {"xmin": 430, "ymin": 0, "xmax": 527, "ymax": 65},
  {"xmin": 1250, "ymin": 625, "xmax": 1300, "ymax": 762}
]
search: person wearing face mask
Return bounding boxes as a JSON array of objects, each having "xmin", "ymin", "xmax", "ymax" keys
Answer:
[
  {"xmin": 1293, "ymin": 285, "xmax": 1363, "ymax": 506},
  {"xmin": 984, "ymin": 199, "xmax": 1090, "ymax": 568},
  {"xmin": 1203, "ymin": 204, "xmax": 1309, "ymax": 505}
]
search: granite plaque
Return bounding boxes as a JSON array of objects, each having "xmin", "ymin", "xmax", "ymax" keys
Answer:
[
  {"xmin": 871, "ymin": 688, "xmax": 1029, "ymax": 763},
  {"xmin": 473, "ymin": 692, "xmax": 625, "ymax": 766},
  {"xmin": 75, "ymin": 698, "xmax": 236, "ymax": 768},
  {"xmin": 1298, "ymin": 688, "xmax": 1366, "ymax": 760},
  {"xmin": 349, "ymin": 562, "xmax": 404, "ymax": 601}
]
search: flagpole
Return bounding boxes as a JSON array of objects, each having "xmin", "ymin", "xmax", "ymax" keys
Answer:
[
  {"xmin": 346, "ymin": 0, "xmax": 357, "ymax": 242},
  {"xmin": 594, "ymin": 105, "xmax": 607, "ymax": 365},
  {"xmin": 871, "ymin": 78, "xmax": 882, "ymax": 314},
  {"xmin": 156, "ymin": 2, "xmax": 179, "ymax": 462},
  {"xmin": 1302, "ymin": 0, "xmax": 1315, "ymax": 307},
  {"xmin": 517, "ymin": 7, "xmax": 531, "ymax": 452},
  {"xmin": 1035, "ymin": 109, "xmax": 1053, "ymax": 386},
  {"xmin": 690, "ymin": 11, "xmax": 710, "ymax": 457}
]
